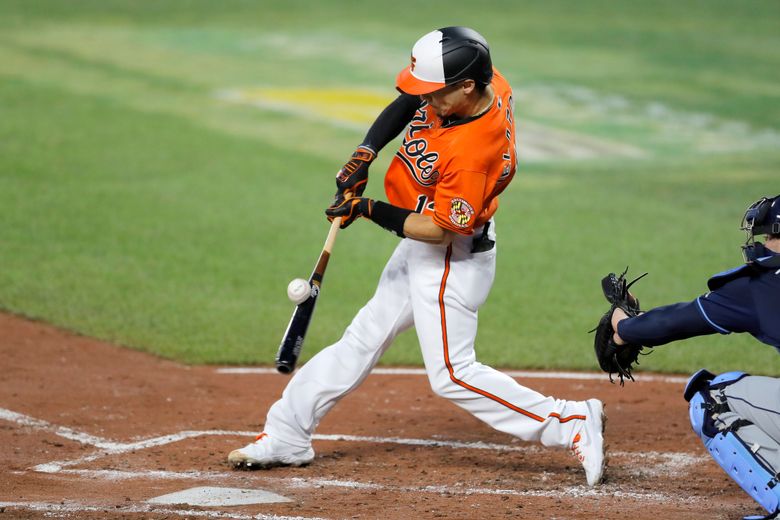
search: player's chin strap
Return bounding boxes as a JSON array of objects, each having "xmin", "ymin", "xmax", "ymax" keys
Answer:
[{"xmin": 743, "ymin": 241, "xmax": 780, "ymax": 268}]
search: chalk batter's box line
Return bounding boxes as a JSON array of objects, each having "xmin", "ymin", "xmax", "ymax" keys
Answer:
[
  {"xmin": 28, "ymin": 468, "xmax": 690, "ymax": 504},
  {"xmin": 1, "ymin": 406, "xmax": 704, "ymax": 479},
  {"xmin": 215, "ymin": 367, "xmax": 690, "ymax": 384},
  {"xmin": 0, "ymin": 464, "xmax": 704, "ymax": 520},
  {"xmin": 0, "ymin": 405, "xmax": 712, "ymax": 517}
]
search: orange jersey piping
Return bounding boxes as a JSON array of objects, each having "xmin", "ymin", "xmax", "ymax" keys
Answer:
[{"xmin": 437, "ymin": 245, "xmax": 586, "ymax": 424}]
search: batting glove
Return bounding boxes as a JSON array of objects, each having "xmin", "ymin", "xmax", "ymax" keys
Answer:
[
  {"xmin": 325, "ymin": 197, "xmax": 374, "ymax": 229},
  {"xmin": 335, "ymin": 146, "xmax": 376, "ymax": 199}
]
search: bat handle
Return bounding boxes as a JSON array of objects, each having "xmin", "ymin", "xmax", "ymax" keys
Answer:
[
  {"xmin": 321, "ymin": 190, "xmax": 352, "ymax": 256},
  {"xmin": 322, "ymin": 216, "xmax": 341, "ymax": 255}
]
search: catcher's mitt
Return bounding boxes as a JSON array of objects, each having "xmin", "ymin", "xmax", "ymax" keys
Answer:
[{"xmin": 590, "ymin": 267, "xmax": 649, "ymax": 385}]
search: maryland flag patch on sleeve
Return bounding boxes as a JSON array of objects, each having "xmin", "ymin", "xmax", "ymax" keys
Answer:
[{"xmin": 449, "ymin": 198, "xmax": 475, "ymax": 228}]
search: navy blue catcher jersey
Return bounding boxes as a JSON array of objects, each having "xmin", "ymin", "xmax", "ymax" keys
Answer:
[
  {"xmin": 617, "ymin": 248, "xmax": 780, "ymax": 353},
  {"xmin": 699, "ymin": 260, "xmax": 780, "ymax": 351}
]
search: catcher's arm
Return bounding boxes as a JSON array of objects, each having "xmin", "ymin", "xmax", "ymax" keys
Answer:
[
  {"xmin": 610, "ymin": 307, "xmax": 632, "ymax": 344},
  {"xmin": 612, "ymin": 300, "xmax": 720, "ymax": 347}
]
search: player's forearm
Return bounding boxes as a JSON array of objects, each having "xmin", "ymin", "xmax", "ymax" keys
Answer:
[
  {"xmin": 615, "ymin": 301, "xmax": 716, "ymax": 346},
  {"xmin": 402, "ymin": 213, "xmax": 453, "ymax": 244},
  {"xmin": 360, "ymin": 94, "xmax": 422, "ymax": 153},
  {"xmin": 367, "ymin": 201, "xmax": 452, "ymax": 243},
  {"xmin": 327, "ymin": 198, "xmax": 453, "ymax": 244},
  {"xmin": 369, "ymin": 202, "xmax": 452, "ymax": 244}
]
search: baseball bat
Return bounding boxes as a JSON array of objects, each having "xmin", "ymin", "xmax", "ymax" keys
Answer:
[{"xmin": 275, "ymin": 214, "xmax": 343, "ymax": 374}]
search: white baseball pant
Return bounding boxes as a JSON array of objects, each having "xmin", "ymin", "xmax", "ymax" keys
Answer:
[{"xmin": 264, "ymin": 222, "xmax": 590, "ymax": 449}]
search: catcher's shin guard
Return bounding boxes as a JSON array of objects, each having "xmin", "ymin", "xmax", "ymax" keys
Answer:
[{"xmin": 686, "ymin": 371, "xmax": 780, "ymax": 520}]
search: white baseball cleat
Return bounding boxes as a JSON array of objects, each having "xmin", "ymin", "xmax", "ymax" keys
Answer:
[
  {"xmin": 570, "ymin": 398, "xmax": 607, "ymax": 487},
  {"xmin": 228, "ymin": 432, "xmax": 315, "ymax": 469}
]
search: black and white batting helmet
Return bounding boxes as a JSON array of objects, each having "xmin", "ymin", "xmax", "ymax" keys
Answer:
[{"xmin": 396, "ymin": 26, "xmax": 493, "ymax": 95}]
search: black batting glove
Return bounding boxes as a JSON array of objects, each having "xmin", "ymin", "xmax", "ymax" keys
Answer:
[
  {"xmin": 325, "ymin": 197, "xmax": 374, "ymax": 229},
  {"xmin": 335, "ymin": 146, "xmax": 376, "ymax": 199}
]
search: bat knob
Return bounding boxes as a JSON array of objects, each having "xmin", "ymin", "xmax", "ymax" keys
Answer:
[{"xmin": 276, "ymin": 362, "xmax": 294, "ymax": 374}]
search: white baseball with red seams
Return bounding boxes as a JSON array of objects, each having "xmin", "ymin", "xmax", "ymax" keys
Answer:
[{"xmin": 286, "ymin": 278, "xmax": 310, "ymax": 305}]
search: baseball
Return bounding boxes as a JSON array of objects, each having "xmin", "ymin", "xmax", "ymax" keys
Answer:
[{"xmin": 287, "ymin": 278, "xmax": 311, "ymax": 305}]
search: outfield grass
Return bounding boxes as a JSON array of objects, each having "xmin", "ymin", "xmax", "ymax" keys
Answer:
[{"xmin": 0, "ymin": 1, "xmax": 778, "ymax": 375}]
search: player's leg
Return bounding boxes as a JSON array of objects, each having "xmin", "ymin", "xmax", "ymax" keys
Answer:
[
  {"xmin": 686, "ymin": 371, "xmax": 780, "ymax": 519},
  {"xmin": 407, "ymin": 229, "xmax": 604, "ymax": 484},
  {"xmin": 228, "ymin": 241, "xmax": 415, "ymax": 467},
  {"xmin": 721, "ymin": 375, "xmax": 780, "ymax": 518},
  {"xmin": 723, "ymin": 376, "xmax": 780, "ymax": 444}
]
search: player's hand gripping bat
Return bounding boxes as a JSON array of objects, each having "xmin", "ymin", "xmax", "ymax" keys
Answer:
[{"xmin": 275, "ymin": 196, "xmax": 349, "ymax": 374}]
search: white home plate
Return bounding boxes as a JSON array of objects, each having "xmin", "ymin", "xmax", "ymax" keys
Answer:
[{"xmin": 148, "ymin": 486, "xmax": 292, "ymax": 506}]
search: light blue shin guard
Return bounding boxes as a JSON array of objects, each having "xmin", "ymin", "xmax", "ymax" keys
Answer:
[{"xmin": 687, "ymin": 371, "xmax": 780, "ymax": 520}]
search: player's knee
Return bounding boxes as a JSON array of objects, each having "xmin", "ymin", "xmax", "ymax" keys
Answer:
[
  {"xmin": 685, "ymin": 369, "xmax": 780, "ymax": 518},
  {"xmin": 427, "ymin": 362, "xmax": 481, "ymax": 399},
  {"xmin": 427, "ymin": 372, "xmax": 457, "ymax": 398}
]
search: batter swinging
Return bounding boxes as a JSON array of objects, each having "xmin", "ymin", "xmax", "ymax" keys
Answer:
[{"xmin": 229, "ymin": 26, "xmax": 606, "ymax": 486}]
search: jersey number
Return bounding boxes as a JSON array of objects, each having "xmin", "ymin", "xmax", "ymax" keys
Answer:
[{"xmin": 415, "ymin": 194, "xmax": 435, "ymax": 213}]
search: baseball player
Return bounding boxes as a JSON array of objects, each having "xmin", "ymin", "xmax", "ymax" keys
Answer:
[
  {"xmin": 229, "ymin": 26, "xmax": 606, "ymax": 487},
  {"xmin": 607, "ymin": 195, "xmax": 780, "ymax": 519}
]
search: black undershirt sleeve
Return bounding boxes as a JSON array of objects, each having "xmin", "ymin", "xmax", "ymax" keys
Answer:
[
  {"xmin": 360, "ymin": 94, "xmax": 422, "ymax": 152},
  {"xmin": 368, "ymin": 200, "xmax": 413, "ymax": 238},
  {"xmin": 617, "ymin": 300, "xmax": 717, "ymax": 347}
]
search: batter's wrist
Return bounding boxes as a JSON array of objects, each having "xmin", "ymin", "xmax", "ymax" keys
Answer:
[{"xmin": 368, "ymin": 200, "xmax": 413, "ymax": 238}]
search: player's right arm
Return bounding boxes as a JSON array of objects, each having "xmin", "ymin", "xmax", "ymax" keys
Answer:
[
  {"xmin": 335, "ymin": 94, "xmax": 422, "ymax": 199},
  {"xmin": 326, "ymin": 197, "xmax": 453, "ymax": 244},
  {"xmin": 402, "ymin": 213, "xmax": 454, "ymax": 244}
]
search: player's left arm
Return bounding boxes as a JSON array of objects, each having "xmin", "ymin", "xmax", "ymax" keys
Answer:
[
  {"xmin": 335, "ymin": 94, "xmax": 422, "ymax": 199},
  {"xmin": 614, "ymin": 276, "xmax": 761, "ymax": 346},
  {"xmin": 612, "ymin": 301, "xmax": 717, "ymax": 346}
]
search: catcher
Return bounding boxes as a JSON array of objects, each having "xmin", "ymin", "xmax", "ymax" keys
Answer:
[{"xmin": 593, "ymin": 194, "xmax": 780, "ymax": 520}]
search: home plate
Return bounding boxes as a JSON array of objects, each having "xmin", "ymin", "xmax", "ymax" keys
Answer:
[{"xmin": 148, "ymin": 486, "xmax": 292, "ymax": 506}]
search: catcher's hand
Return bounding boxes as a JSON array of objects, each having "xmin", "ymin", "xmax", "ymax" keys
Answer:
[
  {"xmin": 325, "ymin": 197, "xmax": 374, "ymax": 229},
  {"xmin": 335, "ymin": 146, "xmax": 376, "ymax": 199},
  {"xmin": 590, "ymin": 267, "xmax": 648, "ymax": 385}
]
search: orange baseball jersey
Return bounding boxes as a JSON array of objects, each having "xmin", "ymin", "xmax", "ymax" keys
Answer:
[{"xmin": 384, "ymin": 69, "xmax": 517, "ymax": 235}]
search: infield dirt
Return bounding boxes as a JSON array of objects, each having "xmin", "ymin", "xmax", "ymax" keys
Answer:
[{"xmin": 0, "ymin": 312, "xmax": 760, "ymax": 519}]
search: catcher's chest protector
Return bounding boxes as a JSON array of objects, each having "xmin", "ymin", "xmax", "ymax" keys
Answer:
[{"xmin": 686, "ymin": 371, "xmax": 780, "ymax": 520}]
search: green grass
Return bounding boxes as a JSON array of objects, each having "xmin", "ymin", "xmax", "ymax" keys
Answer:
[{"xmin": 0, "ymin": 0, "xmax": 778, "ymax": 375}]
